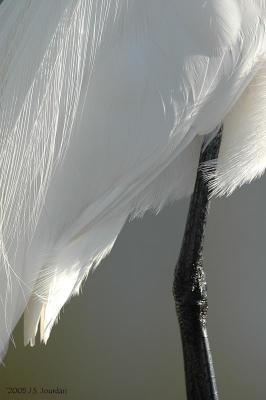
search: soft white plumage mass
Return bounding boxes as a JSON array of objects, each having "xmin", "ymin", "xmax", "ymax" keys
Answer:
[{"xmin": 0, "ymin": 0, "xmax": 266, "ymax": 361}]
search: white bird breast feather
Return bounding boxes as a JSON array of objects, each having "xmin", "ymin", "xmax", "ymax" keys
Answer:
[{"xmin": 0, "ymin": 0, "xmax": 265, "ymax": 356}]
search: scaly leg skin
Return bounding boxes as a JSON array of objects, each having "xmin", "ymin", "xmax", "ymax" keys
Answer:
[{"xmin": 173, "ymin": 127, "xmax": 222, "ymax": 400}]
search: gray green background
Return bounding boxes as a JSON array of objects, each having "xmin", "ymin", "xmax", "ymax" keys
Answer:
[{"xmin": 1, "ymin": 174, "xmax": 266, "ymax": 399}]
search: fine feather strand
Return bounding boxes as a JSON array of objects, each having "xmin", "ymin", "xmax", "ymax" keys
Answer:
[{"xmin": 0, "ymin": 0, "xmax": 114, "ymax": 355}]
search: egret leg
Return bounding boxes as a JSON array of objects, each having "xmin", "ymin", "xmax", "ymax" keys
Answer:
[{"xmin": 173, "ymin": 128, "xmax": 222, "ymax": 400}]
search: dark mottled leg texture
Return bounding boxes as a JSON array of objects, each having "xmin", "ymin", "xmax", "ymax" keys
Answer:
[{"xmin": 173, "ymin": 128, "xmax": 222, "ymax": 400}]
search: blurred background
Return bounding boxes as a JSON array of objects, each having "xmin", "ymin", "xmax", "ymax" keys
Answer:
[{"xmin": 1, "ymin": 173, "xmax": 266, "ymax": 399}]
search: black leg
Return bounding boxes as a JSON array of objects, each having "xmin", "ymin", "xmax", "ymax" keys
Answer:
[{"xmin": 173, "ymin": 128, "xmax": 222, "ymax": 400}]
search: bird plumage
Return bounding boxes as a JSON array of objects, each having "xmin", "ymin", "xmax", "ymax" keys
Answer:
[{"xmin": 0, "ymin": 0, "xmax": 265, "ymax": 360}]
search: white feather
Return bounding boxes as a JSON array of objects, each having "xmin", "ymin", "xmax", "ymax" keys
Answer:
[
  {"xmin": 0, "ymin": 0, "xmax": 265, "ymax": 359},
  {"xmin": 203, "ymin": 63, "xmax": 266, "ymax": 196}
]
